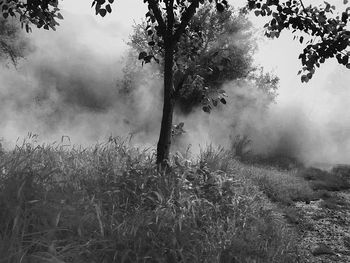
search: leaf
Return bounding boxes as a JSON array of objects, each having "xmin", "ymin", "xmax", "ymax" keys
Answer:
[
  {"xmin": 25, "ymin": 23, "xmax": 31, "ymax": 33},
  {"xmin": 220, "ymin": 98, "xmax": 227, "ymax": 104},
  {"xmin": 148, "ymin": 41, "xmax": 155, "ymax": 46},
  {"xmin": 299, "ymin": 36, "xmax": 304, "ymax": 44},
  {"xmin": 138, "ymin": 51, "xmax": 147, "ymax": 60},
  {"xmin": 144, "ymin": 55, "xmax": 153, "ymax": 63},
  {"xmin": 301, "ymin": 75, "xmax": 309, "ymax": 83},
  {"xmin": 57, "ymin": 13, "xmax": 63, "ymax": 19},
  {"xmin": 106, "ymin": 4, "xmax": 112, "ymax": 13},
  {"xmin": 216, "ymin": 3, "xmax": 225, "ymax": 12},
  {"xmin": 108, "ymin": 0, "xmax": 114, "ymax": 3},
  {"xmin": 346, "ymin": 63, "xmax": 350, "ymax": 69},
  {"xmin": 147, "ymin": 30, "xmax": 153, "ymax": 36},
  {"xmin": 99, "ymin": 9, "xmax": 107, "ymax": 17},
  {"xmin": 336, "ymin": 54, "xmax": 342, "ymax": 64},
  {"xmin": 202, "ymin": 106, "xmax": 211, "ymax": 113}
]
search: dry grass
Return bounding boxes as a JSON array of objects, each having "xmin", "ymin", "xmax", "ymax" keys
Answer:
[
  {"xmin": 298, "ymin": 167, "xmax": 350, "ymax": 192},
  {"xmin": 0, "ymin": 136, "xmax": 300, "ymax": 263},
  {"xmin": 234, "ymin": 164, "xmax": 316, "ymax": 206}
]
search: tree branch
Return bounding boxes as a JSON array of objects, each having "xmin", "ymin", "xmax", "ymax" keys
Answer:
[
  {"xmin": 147, "ymin": 0, "xmax": 166, "ymax": 36},
  {"xmin": 166, "ymin": 0, "xmax": 175, "ymax": 35},
  {"xmin": 173, "ymin": 0, "xmax": 200, "ymax": 42},
  {"xmin": 298, "ymin": 0, "xmax": 310, "ymax": 17}
]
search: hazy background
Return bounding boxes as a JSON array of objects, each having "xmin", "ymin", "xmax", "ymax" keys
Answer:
[{"xmin": 0, "ymin": 0, "xmax": 349, "ymax": 166}]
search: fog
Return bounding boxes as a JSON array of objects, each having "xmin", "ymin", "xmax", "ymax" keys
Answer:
[{"xmin": 0, "ymin": 6, "xmax": 349, "ymax": 166}]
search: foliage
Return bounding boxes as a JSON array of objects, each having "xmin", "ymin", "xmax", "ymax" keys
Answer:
[
  {"xmin": 0, "ymin": 136, "xmax": 300, "ymax": 262},
  {"xmin": 92, "ymin": 0, "xmax": 350, "ymax": 163},
  {"xmin": 248, "ymin": 0, "xmax": 350, "ymax": 82},
  {"xmin": 93, "ymin": 0, "xmax": 237, "ymax": 164},
  {"xmin": 0, "ymin": 0, "xmax": 62, "ymax": 32},
  {"xmin": 127, "ymin": 4, "xmax": 278, "ymax": 114},
  {"xmin": 0, "ymin": 17, "xmax": 29, "ymax": 65}
]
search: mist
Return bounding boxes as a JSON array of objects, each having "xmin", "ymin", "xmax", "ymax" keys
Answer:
[
  {"xmin": 0, "ymin": 12, "xmax": 164, "ymax": 148},
  {"xmin": 0, "ymin": 9, "xmax": 350, "ymax": 166}
]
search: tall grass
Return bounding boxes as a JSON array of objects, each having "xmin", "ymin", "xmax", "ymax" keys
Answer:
[{"xmin": 0, "ymin": 136, "xmax": 299, "ymax": 262}]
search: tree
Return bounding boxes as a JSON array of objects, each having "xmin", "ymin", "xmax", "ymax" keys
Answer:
[
  {"xmin": 247, "ymin": 0, "xmax": 350, "ymax": 82},
  {"xmin": 0, "ymin": 0, "xmax": 62, "ymax": 32},
  {"xmin": 92, "ymin": 0, "xmax": 349, "ymax": 167},
  {"xmin": 126, "ymin": 2, "xmax": 278, "ymax": 127},
  {"xmin": 0, "ymin": 17, "xmax": 29, "ymax": 66},
  {"xmin": 128, "ymin": 4, "xmax": 275, "ymax": 115},
  {"xmin": 0, "ymin": 1, "xmax": 62, "ymax": 65},
  {"xmin": 93, "ymin": 0, "xmax": 238, "ymax": 167}
]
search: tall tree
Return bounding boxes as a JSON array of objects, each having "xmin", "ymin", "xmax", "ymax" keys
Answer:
[
  {"xmin": 93, "ymin": 0, "xmax": 236, "ymax": 166},
  {"xmin": 93, "ymin": 0, "xmax": 349, "ymax": 166}
]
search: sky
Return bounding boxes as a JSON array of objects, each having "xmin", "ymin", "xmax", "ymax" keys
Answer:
[{"xmin": 0, "ymin": 0, "xmax": 349, "ymax": 165}]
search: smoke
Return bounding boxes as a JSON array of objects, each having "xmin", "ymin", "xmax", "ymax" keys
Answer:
[
  {"xmin": 171, "ymin": 33, "xmax": 350, "ymax": 166},
  {"xmin": 0, "ymin": 10, "xmax": 349, "ymax": 166},
  {"xmin": 174, "ymin": 61, "xmax": 350, "ymax": 166},
  {"xmin": 0, "ymin": 12, "xmax": 163, "ymax": 148}
]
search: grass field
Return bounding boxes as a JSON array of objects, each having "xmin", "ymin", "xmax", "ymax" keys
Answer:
[{"xmin": 0, "ymin": 136, "xmax": 348, "ymax": 263}]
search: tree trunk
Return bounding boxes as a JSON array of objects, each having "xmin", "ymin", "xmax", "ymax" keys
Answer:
[{"xmin": 156, "ymin": 38, "xmax": 175, "ymax": 166}]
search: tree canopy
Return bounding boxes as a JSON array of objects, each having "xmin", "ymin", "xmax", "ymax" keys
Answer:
[{"xmin": 127, "ymin": 3, "xmax": 278, "ymax": 114}]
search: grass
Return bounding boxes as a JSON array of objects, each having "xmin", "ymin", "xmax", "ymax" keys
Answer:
[
  {"xmin": 0, "ymin": 136, "xmax": 301, "ymax": 263},
  {"xmin": 235, "ymin": 165, "xmax": 316, "ymax": 206},
  {"xmin": 298, "ymin": 167, "xmax": 350, "ymax": 192}
]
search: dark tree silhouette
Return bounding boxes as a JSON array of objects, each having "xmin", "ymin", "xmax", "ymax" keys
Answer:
[
  {"xmin": 248, "ymin": 0, "xmax": 350, "ymax": 82},
  {"xmin": 0, "ymin": 0, "xmax": 62, "ymax": 31}
]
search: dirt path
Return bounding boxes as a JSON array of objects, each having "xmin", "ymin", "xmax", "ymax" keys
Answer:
[{"xmin": 295, "ymin": 190, "xmax": 350, "ymax": 263}]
